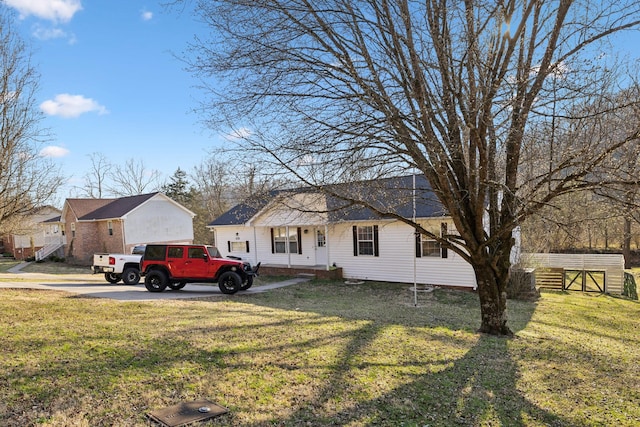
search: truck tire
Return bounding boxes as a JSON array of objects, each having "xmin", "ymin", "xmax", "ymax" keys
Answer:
[
  {"xmin": 168, "ymin": 282, "xmax": 186, "ymax": 290},
  {"xmin": 122, "ymin": 267, "xmax": 141, "ymax": 285},
  {"xmin": 105, "ymin": 272, "xmax": 121, "ymax": 284},
  {"xmin": 240, "ymin": 275, "xmax": 253, "ymax": 291},
  {"xmin": 218, "ymin": 271, "xmax": 241, "ymax": 294},
  {"xmin": 145, "ymin": 270, "xmax": 168, "ymax": 292}
]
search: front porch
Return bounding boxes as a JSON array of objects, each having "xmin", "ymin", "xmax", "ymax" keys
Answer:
[{"xmin": 259, "ymin": 264, "xmax": 343, "ymax": 280}]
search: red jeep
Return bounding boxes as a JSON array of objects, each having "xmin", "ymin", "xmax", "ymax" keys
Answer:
[{"xmin": 141, "ymin": 244, "xmax": 259, "ymax": 294}]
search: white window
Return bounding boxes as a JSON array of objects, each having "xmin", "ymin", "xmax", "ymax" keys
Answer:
[
  {"xmin": 107, "ymin": 221, "xmax": 113, "ymax": 236},
  {"xmin": 271, "ymin": 227, "xmax": 300, "ymax": 254},
  {"xmin": 353, "ymin": 225, "xmax": 378, "ymax": 256},
  {"xmin": 230, "ymin": 241, "xmax": 247, "ymax": 252},
  {"xmin": 416, "ymin": 223, "xmax": 448, "ymax": 258}
]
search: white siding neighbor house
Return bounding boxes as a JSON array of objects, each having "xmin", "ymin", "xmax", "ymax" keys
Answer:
[
  {"xmin": 61, "ymin": 193, "xmax": 195, "ymax": 264},
  {"xmin": 208, "ymin": 175, "xmax": 478, "ymax": 289}
]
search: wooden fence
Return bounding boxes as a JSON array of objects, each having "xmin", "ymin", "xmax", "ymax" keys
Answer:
[{"xmin": 520, "ymin": 253, "xmax": 624, "ymax": 294}]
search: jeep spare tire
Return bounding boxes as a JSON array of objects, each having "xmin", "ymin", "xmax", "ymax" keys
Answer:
[
  {"xmin": 145, "ymin": 270, "xmax": 168, "ymax": 292},
  {"xmin": 122, "ymin": 267, "xmax": 141, "ymax": 285},
  {"xmin": 218, "ymin": 271, "xmax": 242, "ymax": 294}
]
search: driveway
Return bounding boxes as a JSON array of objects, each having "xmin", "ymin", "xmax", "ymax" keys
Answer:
[{"xmin": 0, "ymin": 265, "xmax": 309, "ymax": 302}]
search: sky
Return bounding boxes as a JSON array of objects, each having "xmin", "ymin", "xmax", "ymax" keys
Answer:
[
  {"xmin": 4, "ymin": 1, "xmax": 640, "ymax": 203},
  {"xmin": 6, "ymin": 0, "xmax": 223, "ymax": 199}
]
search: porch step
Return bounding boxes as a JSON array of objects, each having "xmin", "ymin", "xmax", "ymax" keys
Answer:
[{"xmin": 297, "ymin": 273, "xmax": 316, "ymax": 278}]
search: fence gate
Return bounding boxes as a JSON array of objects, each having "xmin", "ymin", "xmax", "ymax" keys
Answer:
[{"xmin": 564, "ymin": 270, "xmax": 606, "ymax": 292}]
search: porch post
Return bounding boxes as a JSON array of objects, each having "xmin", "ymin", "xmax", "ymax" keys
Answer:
[
  {"xmin": 286, "ymin": 225, "xmax": 291, "ymax": 268},
  {"xmin": 325, "ymin": 224, "xmax": 330, "ymax": 271},
  {"xmin": 252, "ymin": 226, "xmax": 258, "ymax": 266}
]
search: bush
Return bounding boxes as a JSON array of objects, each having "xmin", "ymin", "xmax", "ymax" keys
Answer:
[
  {"xmin": 507, "ymin": 269, "xmax": 539, "ymax": 300},
  {"xmin": 623, "ymin": 272, "xmax": 638, "ymax": 300}
]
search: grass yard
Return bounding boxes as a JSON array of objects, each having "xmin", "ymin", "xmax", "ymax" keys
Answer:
[
  {"xmin": 0, "ymin": 279, "xmax": 638, "ymax": 426},
  {"xmin": 0, "ymin": 258, "xmax": 21, "ymax": 273}
]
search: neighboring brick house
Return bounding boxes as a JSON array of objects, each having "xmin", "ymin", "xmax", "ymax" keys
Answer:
[
  {"xmin": 62, "ymin": 192, "xmax": 195, "ymax": 264},
  {"xmin": 1, "ymin": 206, "xmax": 63, "ymax": 260}
]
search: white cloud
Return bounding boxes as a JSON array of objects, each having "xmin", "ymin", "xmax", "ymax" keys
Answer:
[
  {"xmin": 32, "ymin": 24, "xmax": 76, "ymax": 43},
  {"xmin": 4, "ymin": 0, "xmax": 83, "ymax": 23},
  {"xmin": 40, "ymin": 94, "xmax": 108, "ymax": 118},
  {"xmin": 223, "ymin": 127, "xmax": 252, "ymax": 141},
  {"xmin": 141, "ymin": 10, "xmax": 153, "ymax": 21},
  {"xmin": 39, "ymin": 145, "xmax": 70, "ymax": 158}
]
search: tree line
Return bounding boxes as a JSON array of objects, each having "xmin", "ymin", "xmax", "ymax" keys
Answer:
[{"xmin": 67, "ymin": 151, "xmax": 277, "ymax": 245}]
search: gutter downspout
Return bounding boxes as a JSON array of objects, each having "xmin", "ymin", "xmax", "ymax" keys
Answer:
[{"xmin": 120, "ymin": 219, "xmax": 127, "ymax": 253}]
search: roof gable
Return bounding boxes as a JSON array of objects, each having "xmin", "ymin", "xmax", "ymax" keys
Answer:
[{"xmin": 209, "ymin": 191, "xmax": 278, "ymax": 226}]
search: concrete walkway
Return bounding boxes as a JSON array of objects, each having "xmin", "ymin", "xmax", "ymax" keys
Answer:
[{"xmin": 0, "ymin": 262, "xmax": 310, "ymax": 301}]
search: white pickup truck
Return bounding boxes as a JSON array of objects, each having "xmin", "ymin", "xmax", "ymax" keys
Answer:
[{"xmin": 92, "ymin": 253, "xmax": 142, "ymax": 285}]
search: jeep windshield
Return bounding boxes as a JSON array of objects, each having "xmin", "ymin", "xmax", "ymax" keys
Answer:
[{"xmin": 206, "ymin": 246, "xmax": 222, "ymax": 258}]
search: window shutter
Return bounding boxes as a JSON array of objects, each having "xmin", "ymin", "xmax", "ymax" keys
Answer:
[
  {"xmin": 415, "ymin": 232, "xmax": 422, "ymax": 258},
  {"xmin": 373, "ymin": 225, "xmax": 379, "ymax": 257},
  {"xmin": 441, "ymin": 223, "xmax": 448, "ymax": 258},
  {"xmin": 352, "ymin": 226, "xmax": 358, "ymax": 256},
  {"xmin": 227, "ymin": 241, "xmax": 231, "ymax": 252},
  {"xmin": 297, "ymin": 227, "xmax": 302, "ymax": 254},
  {"xmin": 246, "ymin": 241, "xmax": 250, "ymax": 253},
  {"xmin": 270, "ymin": 228, "xmax": 275, "ymax": 253}
]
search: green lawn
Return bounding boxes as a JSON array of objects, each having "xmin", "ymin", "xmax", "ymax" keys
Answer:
[
  {"xmin": 0, "ymin": 258, "xmax": 21, "ymax": 272},
  {"xmin": 0, "ymin": 279, "xmax": 638, "ymax": 426}
]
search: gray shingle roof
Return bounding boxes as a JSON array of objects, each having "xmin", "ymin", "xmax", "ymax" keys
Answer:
[
  {"xmin": 77, "ymin": 193, "xmax": 158, "ymax": 220},
  {"xmin": 209, "ymin": 175, "xmax": 446, "ymax": 226}
]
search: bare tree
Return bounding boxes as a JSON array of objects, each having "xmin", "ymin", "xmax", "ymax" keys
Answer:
[
  {"xmin": 191, "ymin": 157, "xmax": 231, "ymax": 221},
  {"xmin": 182, "ymin": 1, "xmax": 640, "ymax": 335},
  {"xmin": 0, "ymin": 7, "xmax": 64, "ymax": 236},
  {"xmin": 73, "ymin": 153, "xmax": 162, "ymax": 198},
  {"xmin": 593, "ymin": 85, "xmax": 640, "ymax": 266},
  {"xmin": 75, "ymin": 152, "xmax": 111, "ymax": 198},
  {"xmin": 107, "ymin": 158, "xmax": 162, "ymax": 196}
]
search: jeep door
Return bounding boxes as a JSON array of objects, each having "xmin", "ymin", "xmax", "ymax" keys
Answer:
[
  {"xmin": 166, "ymin": 246, "xmax": 186, "ymax": 276},
  {"xmin": 183, "ymin": 246, "xmax": 212, "ymax": 278}
]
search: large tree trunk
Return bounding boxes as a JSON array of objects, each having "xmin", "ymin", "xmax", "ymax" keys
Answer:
[{"xmin": 473, "ymin": 259, "xmax": 513, "ymax": 336}]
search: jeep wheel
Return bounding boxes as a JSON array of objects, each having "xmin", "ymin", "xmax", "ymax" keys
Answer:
[
  {"xmin": 105, "ymin": 273, "xmax": 120, "ymax": 284},
  {"xmin": 240, "ymin": 275, "xmax": 253, "ymax": 291},
  {"xmin": 145, "ymin": 270, "xmax": 168, "ymax": 292},
  {"xmin": 122, "ymin": 267, "xmax": 141, "ymax": 285},
  {"xmin": 218, "ymin": 271, "xmax": 241, "ymax": 294},
  {"xmin": 168, "ymin": 282, "xmax": 186, "ymax": 290}
]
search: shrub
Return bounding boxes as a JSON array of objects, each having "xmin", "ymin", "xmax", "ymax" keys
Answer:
[{"xmin": 623, "ymin": 272, "xmax": 638, "ymax": 300}]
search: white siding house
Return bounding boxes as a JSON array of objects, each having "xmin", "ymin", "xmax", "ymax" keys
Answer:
[
  {"xmin": 123, "ymin": 196, "xmax": 195, "ymax": 245},
  {"xmin": 62, "ymin": 193, "xmax": 195, "ymax": 264},
  {"xmin": 209, "ymin": 176, "xmax": 478, "ymax": 289}
]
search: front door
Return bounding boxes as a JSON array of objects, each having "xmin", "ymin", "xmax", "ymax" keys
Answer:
[{"xmin": 315, "ymin": 228, "xmax": 327, "ymax": 266}]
